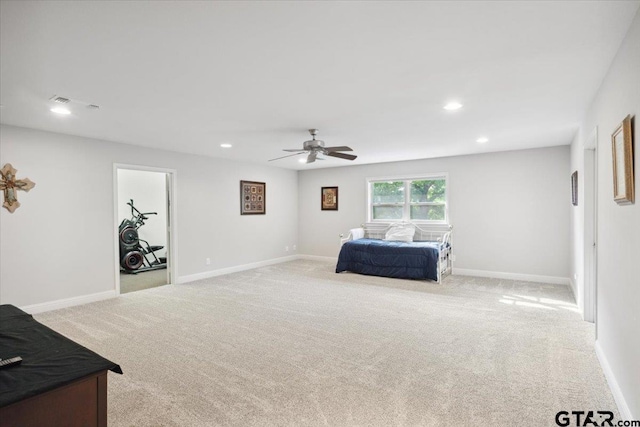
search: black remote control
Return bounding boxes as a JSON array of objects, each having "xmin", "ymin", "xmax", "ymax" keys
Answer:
[{"xmin": 0, "ymin": 356, "xmax": 22, "ymax": 369}]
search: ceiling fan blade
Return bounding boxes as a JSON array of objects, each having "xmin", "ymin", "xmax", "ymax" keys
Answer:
[
  {"xmin": 324, "ymin": 146, "xmax": 353, "ymax": 152},
  {"xmin": 306, "ymin": 152, "xmax": 317, "ymax": 164},
  {"xmin": 283, "ymin": 149, "xmax": 307, "ymax": 152},
  {"xmin": 326, "ymin": 151, "xmax": 357, "ymax": 161},
  {"xmin": 268, "ymin": 152, "xmax": 306, "ymax": 162}
]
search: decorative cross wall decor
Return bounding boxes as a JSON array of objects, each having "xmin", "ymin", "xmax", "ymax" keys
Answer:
[{"xmin": 0, "ymin": 163, "xmax": 36, "ymax": 213}]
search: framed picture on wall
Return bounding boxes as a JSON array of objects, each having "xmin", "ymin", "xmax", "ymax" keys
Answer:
[
  {"xmin": 321, "ymin": 187, "xmax": 338, "ymax": 211},
  {"xmin": 571, "ymin": 171, "xmax": 578, "ymax": 206},
  {"xmin": 240, "ymin": 180, "xmax": 266, "ymax": 215},
  {"xmin": 611, "ymin": 115, "xmax": 634, "ymax": 205}
]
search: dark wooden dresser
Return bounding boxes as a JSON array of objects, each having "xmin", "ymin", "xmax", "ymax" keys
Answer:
[{"xmin": 0, "ymin": 304, "xmax": 122, "ymax": 427}]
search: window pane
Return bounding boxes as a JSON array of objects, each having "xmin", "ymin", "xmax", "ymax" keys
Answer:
[
  {"xmin": 373, "ymin": 206, "xmax": 403, "ymax": 220},
  {"xmin": 410, "ymin": 204, "xmax": 445, "ymax": 221},
  {"xmin": 410, "ymin": 179, "xmax": 446, "ymax": 203},
  {"xmin": 372, "ymin": 181, "xmax": 404, "ymax": 203}
]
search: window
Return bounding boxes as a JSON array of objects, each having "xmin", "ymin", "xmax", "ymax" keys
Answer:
[{"xmin": 368, "ymin": 174, "xmax": 448, "ymax": 223}]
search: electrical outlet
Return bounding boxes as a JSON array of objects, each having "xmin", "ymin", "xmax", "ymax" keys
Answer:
[
  {"xmin": 293, "ymin": 245, "xmax": 297, "ymax": 251},
  {"xmin": 451, "ymin": 255, "xmax": 456, "ymax": 262},
  {"xmin": 206, "ymin": 258, "xmax": 211, "ymax": 265},
  {"xmin": 285, "ymin": 246, "xmax": 289, "ymax": 252}
]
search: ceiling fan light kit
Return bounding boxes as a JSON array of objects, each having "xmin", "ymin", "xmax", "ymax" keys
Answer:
[{"xmin": 269, "ymin": 129, "xmax": 357, "ymax": 164}]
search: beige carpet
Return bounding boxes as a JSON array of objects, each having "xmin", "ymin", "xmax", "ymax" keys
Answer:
[
  {"xmin": 120, "ymin": 268, "xmax": 168, "ymax": 294},
  {"xmin": 37, "ymin": 260, "xmax": 617, "ymax": 426}
]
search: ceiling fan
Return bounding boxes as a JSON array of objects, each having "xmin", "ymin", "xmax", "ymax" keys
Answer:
[{"xmin": 269, "ymin": 129, "xmax": 357, "ymax": 164}]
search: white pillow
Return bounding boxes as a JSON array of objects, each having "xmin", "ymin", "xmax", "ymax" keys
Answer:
[
  {"xmin": 350, "ymin": 228, "xmax": 365, "ymax": 240},
  {"xmin": 384, "ymin": 224, "xmax": 415, "ymax": 242}
]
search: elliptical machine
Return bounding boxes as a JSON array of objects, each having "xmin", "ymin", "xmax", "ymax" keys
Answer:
[{"xmin": 119, "ymin": 199, "xmax": 167, "ymax": 274}]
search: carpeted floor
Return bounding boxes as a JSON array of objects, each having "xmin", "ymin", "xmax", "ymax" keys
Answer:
[
  {"xmin": 120, "ymin": 268, "xmax": 168, "ymax": 294},
  {"xmin": 37, "ymin": 260, "xmax": 617, "ymax": 426}
]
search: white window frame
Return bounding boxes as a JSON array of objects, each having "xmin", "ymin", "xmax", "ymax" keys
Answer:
[{"xmin": 366, "ymin": 173, "xmax": 449, "ymax": 224}]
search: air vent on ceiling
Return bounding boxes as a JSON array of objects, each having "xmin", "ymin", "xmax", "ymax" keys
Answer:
[
  {"xmin": 50, "ymin": 95, "xmax": 70, "ymax": 104},
  {"xmin": 48, "ymin": 95, "xmax": 100, "ymax": 110}
]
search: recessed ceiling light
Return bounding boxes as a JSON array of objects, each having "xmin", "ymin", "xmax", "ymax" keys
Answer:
[
  {"xmin": 220, "ymin": 143, "xmax": 232, "ymax": 148},
  {"xmin": 298, "ymin": 158, "xmax": 307, "ymax": 163},
  {"xmin": 476, "ymin": 137, "xmax": 489, "ymax": 143},
  {"xmin": 50, "ymin": 107, "xmax": 71, "ymax": 115},
  {"xmin": 443, "ymin": 101, "xmax": 463, "ymax": 111}
]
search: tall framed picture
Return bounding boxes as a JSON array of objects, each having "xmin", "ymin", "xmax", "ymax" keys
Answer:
[
  {"xmin": 321, "ymin": 186, "xmax": 338, "ymax": 211},
  {"xmin": 611, "ymin": 115, "xmax": 634, "ymax": 205},
  {"xmin": 571, "ymin": 171, "xmax": 578, "ymax": 206},
  {"xmin": 240, "ymin": 180, "xmax": 266, "ymax": 215}
]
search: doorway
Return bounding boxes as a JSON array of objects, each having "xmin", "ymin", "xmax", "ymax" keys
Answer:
[
  {"xmin": 114, "ymin": 165, "xmax": 176, "ymax": 295},
  {"xmin": 583, "ymin": 128, "xmax": 598, "ymax": 326}
]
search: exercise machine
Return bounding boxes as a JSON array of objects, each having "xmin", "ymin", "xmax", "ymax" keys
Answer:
[{"xmin": 118, "ymin": 199, "xmax": 167, "ymax": 274}]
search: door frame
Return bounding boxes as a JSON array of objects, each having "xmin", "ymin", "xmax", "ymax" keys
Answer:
[
  {"xmin": 113, "ymin": 164, "xmax": 178, "ymax": 295},
  {"xmin": 583, "ymin": 127, "xmax": 598, "ymax": 325}
]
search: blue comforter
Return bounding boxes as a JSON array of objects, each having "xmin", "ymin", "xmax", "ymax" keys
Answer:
[{"xmin": 336, "ymin": 238, "xmax": 440, "ymax": 281}]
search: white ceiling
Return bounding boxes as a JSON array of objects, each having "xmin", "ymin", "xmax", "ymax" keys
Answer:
[{"xmin": 1, "ymin": 1, "xmax": 638, "ymax": 170}]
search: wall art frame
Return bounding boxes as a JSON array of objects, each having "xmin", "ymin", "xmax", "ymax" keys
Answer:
[
  {"xmin": 321, "ymin": 186, "xmax": 338, "ymax": 211},
  {"xmin": 240, "ymin": 180, "xmax": 266, "ymax": 215},
  {"xmin": 611, "ymin": 115, "xmax": 634, "ymax": 205}
]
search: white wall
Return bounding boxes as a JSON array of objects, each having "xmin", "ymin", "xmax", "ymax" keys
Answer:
[
  {"xmin": 0, "ymin": 125, "xmax": 298, "ymax": 307},
  {"xmin": 570, "ymin": 9, "xmax": 639, "ymax": 419},
  {"xmin": 298, "ymin": 146, "xmax": 571, "ymax": 280},
  {"xmin": 117, "ymin": 169, "xmax": 167, "ymax": 257}
]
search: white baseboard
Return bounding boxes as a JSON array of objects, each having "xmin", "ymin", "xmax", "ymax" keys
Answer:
[
  {"xmin": 595, "ymin": 341, "xmax": 633, "ymax": 420},
  {"xmin": 18, "ymin": 256, "xmax": 305, "ymax": 313},
  {"xmin": 177, "ymin": 255, "xmax": 299, "ymax": 284},
  {"xmin": 452, "ymin": 268, "xmax": 570, "ymax": 286},
  {"xmin": 298, "ymin": 254, "xmax": 338, "ymax": 262},
  {"xmin": 21, "ymin": 290, "xmax": 117, "ymax": 314}
]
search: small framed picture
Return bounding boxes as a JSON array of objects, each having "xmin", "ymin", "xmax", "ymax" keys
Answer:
[
  {"xmin": 321, "ymin": 187, "xmax": 338, "ymax": 211},
  {"xmin": 611, "ymin": 115, "xmax": 634, "ymax": 205},
  {"xmin": 571, "ymin": 171, "xmax": 578, "ymax": 206},
  {"xmin": 240, "ymin": 180, "xmax": 266, "ymax": 215}
]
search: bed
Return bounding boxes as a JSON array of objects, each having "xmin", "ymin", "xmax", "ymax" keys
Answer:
[{"xmin": 336, "ymin": 222, "xmax": 452, "ymax": 283}]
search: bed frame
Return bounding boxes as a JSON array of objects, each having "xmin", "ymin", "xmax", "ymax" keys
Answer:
[{"xmin": 340, "ymin": 222, "xmax": 453, "ymax": 283}]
